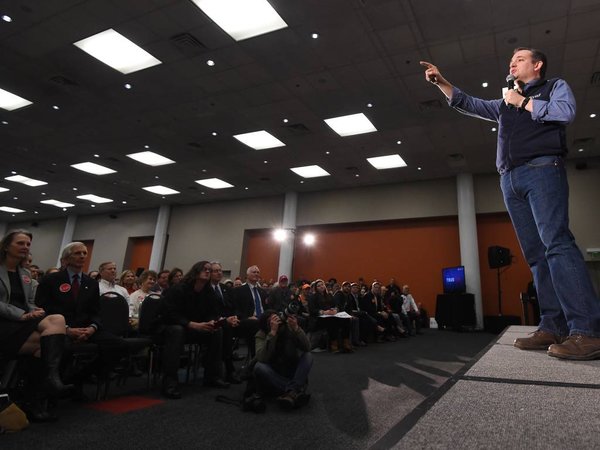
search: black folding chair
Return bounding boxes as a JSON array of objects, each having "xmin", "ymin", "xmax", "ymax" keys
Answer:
[
  {"xmin": 99, "ymin": 292, "xmax": 152, "ymax": 394},
  {"xmin": 138, "ymin": 293, "xmax": 164, "ymax": 388}
]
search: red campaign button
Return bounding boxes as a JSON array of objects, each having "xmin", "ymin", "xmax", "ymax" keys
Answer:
[
  {"xmin": 59, "ymin": 283, "xmax": 71, "ymax": 293},
  {"xmin": 22, "ymin": 275, "xmax": 31, "ymax": 284}
]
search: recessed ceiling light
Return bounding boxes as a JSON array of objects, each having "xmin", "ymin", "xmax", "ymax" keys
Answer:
[
  {"xmin": 355, "ymin": 174, "xmax": 360, "ymax": 177},
  {"xmin": 34, "ymin": 211, "xmax": 38, "ymax": 214},
  {"xmin": 206, "ymin": 60, "xmax": 215, "ymax": 66},
  {"xmin": 367, "ymin": 154, "xmax": 407, "ymax": 170},
  {"xmin": 290, "ymin": 165, "xmax": 330, "ymax": 178},
  {"xmin": 52, "ymin": 105, "xmax": 60, "ymax": 110},
  {"xmin": 143, "ymin": 185, "xmax": 179, "ymax": 195},
  {"xmin": 41, "ymin": 199, "xmax": 75, "ymax": 208},
  {"xmin": 73, "ymin": 28, "xmax": 162, "ymax": 74},
  {"xmin": 93, "ymin": 154, "xmax": 100, "ymax": 158},
  {"xmin": 303, "ymin": 234, "xmax": 315, "ymax": 245},
  {"xmin": 77, "ymin": 194, "xmax": 113, "ymax": 203},
  {"xmin": 1, "ymin": 120, "xmax": 8, "ymax": 125},
  {"xmin": 367, "ymin": 103, "xmax": 373, "ymax": 108},
  {"xmin": 126, "ymin": 151, "xmax": 175, "ymax": 166},
  {"xmin": 124, "ymin": 83, "xmax": 132, "ymax": 89},
  {"xmin": 590, "ymin": 113, "xmax": 597, "ymax": 118},
  {"xmin": 144, "ymin": 145, "xmax": 150, "ymax": 148},
  {"xmin": 195, "ymin": 178, "xmax": 234, "ymax": 189},
  {"xmin": 0, "ymin": 87, "xmax": 33, "ymax": 111},
  {"xmin": 396, "ymin": 140, "xmax": 402, "ymax": 145},
  {"xmin": 0, "ymin": 187, "xmax": 8, "ymax": 192},
  {"xmin": 91, "ymin": 204, "xmax": 96, "ymax": 208},
  {"xmin": 2, "ymin": 15, "xmax": 12, "ymax": 22},
  {"xmin": 417, "ymin": 167, "xmax": 422, "ymax": 171},
  {"xmin": 72, "ymin": 187, "xmax": 78, "ymax": 191},
  {"xmin": 491, "ymin": 127, "xmax": 497, "ymax": 132},
  {"xmin": 212, "ymin": 131, "xmax": 217, "ymax": 136},
  {"xmin": 264, "ymin": 160, "xmax": 268, "ymax": 164},
  {"xmin": 71, "ymin": 162, "xmax": 116, "ymax": 175},
  {"xmin": 283, "ymin": 118, "xmax": 289, "ymax": 123},
  {"xmin": 122, "ymin": 201, "xmax": 127, "ymax": 204},
  {"xmin": 325, "ymin": 151, "xmax": 330, "ymax": 155},
  {"xmin": 201, "ymin": 169, "xmax": 207, "ymax": 173},
  {"xmin": 482, "ymin": 82, "xmax": 488, "ymax": 88},
  {"xmin": 244, "ymin": 187, "xmax": 249, "ymax": 190},
  {"xmin": 5, "ymin": 175, "xmax": 47, "ymax": 186},
  {"xmin": 234, "ymin": 130, "xmax": 285, "ymax": 150},
  {"xmin": 299, "ymin": 180, "xmax": 304, "ymax": 184},
  {"xmin": 0, "ymin": 206, "xmax": 24, "ymax": 213},
  {"xmin": 10, "ymin": 171, "xmax": 16, "ymax": 174},
  {"xmin": 578, "ymin": 148, "xmax": 584, "ymax": 152},
  {"xmin": 190, "ymin": 0, "xmax": 288, "ymax": 41},
  {"xmin": 324, "ymin": 113, "xmax": 377, "ymax": 137},
  {"xmin": 311, "ymin": 33, "xmax": 319, "ymax": 39}
]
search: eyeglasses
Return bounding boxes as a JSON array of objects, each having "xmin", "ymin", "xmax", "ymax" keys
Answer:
[{"xmin": 203, "ymin": 266, "xmax": 212, "ymax": 272}]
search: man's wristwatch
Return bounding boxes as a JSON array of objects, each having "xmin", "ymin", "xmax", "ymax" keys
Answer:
[{"xmin": 520, "ymin": 96, "xmax": 531, "ymax": 109}]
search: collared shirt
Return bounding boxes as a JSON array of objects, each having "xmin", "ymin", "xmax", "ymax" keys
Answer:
[
  {"xmin": 449, "ymin": 78, "xmax": 576, "ymax": 173},
  {"xmin": 99, "ymin": 279, "xmax": 130, "ymax": 302},
  {"xmin": 66, "ymin": 267, "xmax": 83, "ymax": 284}
]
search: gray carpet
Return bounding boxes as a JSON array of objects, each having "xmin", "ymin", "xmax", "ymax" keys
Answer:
[{"xmin": 1, "ymin": 329, "xmax": 493, "ymax": 450}]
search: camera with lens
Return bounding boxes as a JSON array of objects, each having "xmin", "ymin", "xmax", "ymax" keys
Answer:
[{"xmin": 278, "ymin": 299, "xmax": 301, "ymax": 321}]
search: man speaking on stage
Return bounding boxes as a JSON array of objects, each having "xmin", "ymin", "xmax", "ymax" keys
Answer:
[{"xmin": 420, "ymin": 47, "xmax": 600, "ymax": 360}]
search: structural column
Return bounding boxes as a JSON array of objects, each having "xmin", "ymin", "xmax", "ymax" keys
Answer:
[
  {"xmin": 278, "ymin": 192, "xmax": 298, "ymax": 279},
  {"xmin": 456, "ymin": 173, "xmax": 484, "ymax": 329},
  {"xmin": 149, "ymin": 205, "xmax": 171, "ymax": 271},
  {"xmin": 56, "ymin": 215, "xmax": 77, "ymax": 267}
]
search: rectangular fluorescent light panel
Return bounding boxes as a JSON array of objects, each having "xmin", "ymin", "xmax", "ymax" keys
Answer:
[
  {"xmin": 77, "ymin": 194, "xmax": 113, "ymax": 203},
  {"xmin": 195, "ymin": 178, "xmax": 234, "ymax": 189},
  {"xmin": 71, "ymin": 162, "xmax": 116, "ymax": 175},
  {"xmin": 41, "ymin": 199, "xmax": 75, "ymax": 208},
  {"xmin": 0, "ymin": 206, "xmax": 25, "ymax": 213},
  {"xmin": 367, "ymin": 154, "xmax": 407, "ymax": 169},
  {"xmin": 233, "ymin": 130, "xmax": 285, "ymax": 150},
  {"xmin": 143, "ymin": 185, "xmax": 180, "ymax": 195},
  {"xmin": 324, "ymin": 113, "xmax": 377, "ymax": 137},
  {"xmin": 0, "ymin": 187, "xmax": 9, "ymax": 193},
  {"xmin": 191, "ymin": 0, "xmax": 288, "ymax": 41},
  {"xmin": 0, "ymin": 87, "xmax": 33, "ymax": 111},
  {"xmin": 126, "ymin": 151, "xmax": 175, "ymax": 166},
  {"xmin": 5, "ymin": 175, "xmax": 47, "ymax": 186},
  {"xmin": 290, "ymin": 165, "xmax": 330, "ymax": 178},
  {"xmin": 73, "ymin": 28, "xmax": 162, "ymax": 74}
]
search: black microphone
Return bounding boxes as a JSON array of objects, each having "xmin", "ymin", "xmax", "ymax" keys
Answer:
[{"xmin": 506, "ymin": 74, "xmax": 515, "ymax": 90}]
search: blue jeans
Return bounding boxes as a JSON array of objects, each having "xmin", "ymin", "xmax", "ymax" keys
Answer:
[
  {"xmin": 253, "ymin": 352, "xmax": 313, "ymax": 396},
  {"xmin": 500, "ymin": 155, "xmax": 600, "ymax": 337}
]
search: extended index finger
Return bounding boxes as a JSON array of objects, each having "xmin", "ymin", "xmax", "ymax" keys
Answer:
[{"xmin": 419, "ymin": 61, "xmax": 433, "ymax": 68}]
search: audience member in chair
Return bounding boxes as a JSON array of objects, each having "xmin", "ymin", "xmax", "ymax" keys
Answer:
[
  {"xmin": 0, "ymin": 230, "xmax": 72, "ymax": 421},
  {"xmin": 309, "ymin": 279, "xmax": 353, "ymax": 353},
  {"xmin": 36, "ymin": 242, "xmax": 128, "ymax": 389},
  {"xmin": 118, "ymin": 270, "xmax": 137, "ymax": 295},
  {"xmin": 232, "ymin": 265, "xmax": 267, "ymax": 358},
  {"xmin": 167, "ymin": 267, "xmax": 183, "ymax": 288},
  {"xmin": 98, "ymin": 262, "xmax": 130, "ymax": 302},
  {"xmin": 128, "ymin": 270, "xmax": 157, "ymax": 330},
  {"xmin": 254, "ymin": 310, "xmax": 312, "ymax": 410},
  {"xmin": 361, "ymin": 282, "xmax": 396, "ymax": 342},
  {"xmin": 160, "ymin": 261, "xmax": 230, "ymax": 399},
  {"xmin": 401, "ymin": 285, "xmax": 421, "ymax": 335},
  {"xmin": 210, "ymin": 261, "xmax": 242, "ymax": 384}
]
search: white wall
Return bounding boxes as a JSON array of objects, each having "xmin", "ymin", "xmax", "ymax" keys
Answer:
[
  {"xmin": 164, "ymin": 196, "xmax": 284, "ymax": 277},
  {"xmin": 7, "ymin": 218, "xmax": 67, "ymax": 270}
]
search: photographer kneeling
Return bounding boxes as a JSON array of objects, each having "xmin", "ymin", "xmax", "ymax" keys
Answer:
[{"xmin": 253, "ymin": 308, "xmax": 313, "ymax": 410}]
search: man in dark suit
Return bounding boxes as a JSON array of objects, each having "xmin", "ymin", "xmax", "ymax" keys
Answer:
[
  {"xmin": 232, "ymin": 265, "xmax": 266, "ymax": 357},
  {"xmin": 210, "ymin": 261, "xmax": 241, "ymax": 383},
  {"xmin": 36, "ymin": 242, "xmax": 128, "ymax": 384}
]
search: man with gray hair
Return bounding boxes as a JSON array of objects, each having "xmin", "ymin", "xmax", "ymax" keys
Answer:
[
  {"xmin": 98, "ymin": 261, "xmax": 129, "ymax": 301},
  {"xmin": 36, "ymin": 242, "xmax": 128, "ymax": 391},
  {"xmin": 232, "ymin": 265, "xmax": 266, "ymax": 358}
]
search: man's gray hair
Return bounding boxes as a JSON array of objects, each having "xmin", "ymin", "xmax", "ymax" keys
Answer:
[{"xmin": 61, "ymin": 241, "xmax": 86, "ymax": 261}]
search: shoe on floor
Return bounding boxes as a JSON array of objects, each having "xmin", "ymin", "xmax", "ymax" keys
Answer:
[
  {"xmin": 203, "ymin": 378, "xmax": 230, "ymax": 389},
  {"xmin": 513, "ymin": 330, "xmax": 565, "ymax": 350},
  {"xmin": 277, "ymin": 391, "xmax": 297, "ymax": 410},
  {"xmin": 161, "ymin": 382, "xmax": 181, "ymax": 400},
  {"xmin": 547, "ymin": 334, "xmax": 600, "ymax": 360}
]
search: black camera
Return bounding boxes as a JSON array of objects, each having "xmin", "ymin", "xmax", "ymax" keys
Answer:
[
  {"xmin": 242, "ymin": 393, "xmax": 266, "ymax": 413},
  {"xmin": 278, "ymin": 299, "xmax": 301, "ymax": 321}
]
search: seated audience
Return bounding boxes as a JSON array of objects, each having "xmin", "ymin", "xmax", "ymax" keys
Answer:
[
  {"xmin": 128, "ymin": 270, "xmax": 157, "ymax": 328},
  {"xmin": 401, "ymin": 285, "xmax": 421, "ymax": 335},
  {"xmin": 232, "ymin": 265, "xmax": 267, "ymax": 358},
  {"xmin": 308, "ymin": 279, "xmax": 352, "ymax": 353},
  {"xmin": 254, "ymin": 309, "xmax": 312, "ymax": 410},
  {"xmin": 119, "ymin": 270, "xmax": 138, "ymax": 295},
  {"xmin": 167, "ymin": 267, "xmax": 183, "ymax": 288},
  {"xmin": 36, "ymin": 242, "xmax": 128, "ymax": 389},
  {"xmin": 160, "ymin": 261, "xmax": 230, "ymax": 399},
  {"xmin": 361, "ymin": 282, "xmax": 396, "ymax": 342},
  {"xmin": 98, "ymin": 262, "xmax": 130, "ymax": 301},
  {"xmin": 266, "ymin": 275, "xmax": 293, "ymax": 312},
  {"xmin": 0, "ymin": 230, "xmax": 72, "ymax": 422},
  {"xmin": 155, "ymin": 270, "xmax": 170, "ymax": 294}
]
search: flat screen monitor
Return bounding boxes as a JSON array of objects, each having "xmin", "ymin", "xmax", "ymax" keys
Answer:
[{"xmin": 442, "ymin": 266, "xmax": 466, "ymax": 294}]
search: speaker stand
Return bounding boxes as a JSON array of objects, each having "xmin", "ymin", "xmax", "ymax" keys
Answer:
[{"xmin": 497, "ymin": 267, "xmax": 503, "ymax": 316}]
